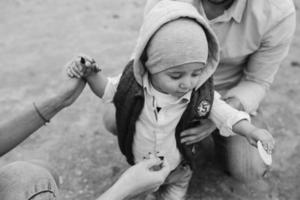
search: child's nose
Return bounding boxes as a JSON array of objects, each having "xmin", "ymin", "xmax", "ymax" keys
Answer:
[{"xmin": 179, "ymin": 79, "xmax": 193, "ymax": 90}]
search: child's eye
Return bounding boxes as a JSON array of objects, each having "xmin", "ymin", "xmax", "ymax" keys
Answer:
[
  {"xmin": 191, "ymin": 73, "xmax": 201, "ymax": 77},
  {"xmin": 168, "ymin": 73, "xmax": 182, "ymax": 79}
]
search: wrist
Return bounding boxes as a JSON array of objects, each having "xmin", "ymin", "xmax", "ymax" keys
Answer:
[
  {"xmin": 97, "ymin": 181, "xmax": 128, "ymax": 200},
  {"xmin": 34, "ymin": 95, "xmax": 66, "ymax": 121},
  {"xmin": 247, "ymin": 127, "xmax": 261, "ymax": 141},
  {"xmin": 54, "ymin": 92, "xmax": 71, "ymax": 109}
]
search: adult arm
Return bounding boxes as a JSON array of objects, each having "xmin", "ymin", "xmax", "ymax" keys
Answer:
[
  {"xmin": 224, "ymin": 12, "xmax": 296, "ymax": 114},
  {"xmin": 97, "ymin": 158, "xmax": 170, "ymax": 200},
  {"xmin": 0, "ymin": 75, "xmax": 86, "ymax": 156}
]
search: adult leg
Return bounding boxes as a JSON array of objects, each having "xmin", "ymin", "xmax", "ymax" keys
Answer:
[
  {"xmin": 0, "ymin": 160, "xmax": 59, "ymax": 200},
  {"xmin": 213, "ymin": 109, "xmax": 268, "ymax": 183}
]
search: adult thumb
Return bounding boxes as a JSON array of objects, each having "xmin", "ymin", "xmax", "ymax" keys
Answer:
[
  {"xmin": 157, "ymin": 160, "xmax": 170, "ymax": 176},
  {"xmin": 143, "ymin": 157, "xmax": 162, "ymax": 168}
]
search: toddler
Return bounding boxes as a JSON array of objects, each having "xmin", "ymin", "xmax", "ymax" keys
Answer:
[{"xmin": 67, "ymin": 1, "xmax": 274, "ymax": 199}]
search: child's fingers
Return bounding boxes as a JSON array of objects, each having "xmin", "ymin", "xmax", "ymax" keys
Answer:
[
  {"xmin": 78, "ymin": 54, "xmax": 96, "ymax": 65},
  {"xmin": 94, "ymin": 64, "xmax": 102, "ymax": 72},
  {"xmin": 85, "ymin": 60, "xmax": 93, "ymax": 67},
  {"xmin": 148, "ymin": 152, "xmax": 155, "ymax": 159},
  {"xmin": 262, "ymin": 141, "xmax": 274, "ymax": 154}
]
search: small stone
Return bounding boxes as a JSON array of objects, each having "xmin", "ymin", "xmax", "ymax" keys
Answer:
[
  {"xmin": 112, "ymin": 14, "xmax": 120, "ymax": 19},
  {"xmin": 291, "ymin": 61, "xmax": 300, "ymax": 67}
]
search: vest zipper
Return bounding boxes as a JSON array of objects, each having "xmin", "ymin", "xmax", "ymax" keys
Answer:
[{"xmin": 152, "ymin": 96, "xmax": 158, "ymax": 157}]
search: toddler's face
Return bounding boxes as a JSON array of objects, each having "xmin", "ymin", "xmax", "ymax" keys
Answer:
[{"xmin": 150, "ymin": 62, "xmax": 205, "ymax": 98}]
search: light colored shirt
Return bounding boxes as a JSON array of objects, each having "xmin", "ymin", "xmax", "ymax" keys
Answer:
[
  {"xmin": 195, "ymin": 0, "xmax": 296, "ymax": 114},
  {"xmin": 102, "ymin": 74, "xmax": 249, "ymax": 170},
  {"xmin": 144, "ymin": 0, "xmax": 296, "ymax": 114}
]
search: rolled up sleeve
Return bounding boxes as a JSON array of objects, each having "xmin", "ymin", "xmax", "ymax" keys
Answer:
[
  {"xmin": 209, "ymin": 92, "xmax": 250, "ymax": 137},
  {"xmin": 102, "ymin": 74, "xmax": 121, "ymax": 103},
  {"xmin": 225, "ymin": 12, "xmax": 296, "ymax": 114}
]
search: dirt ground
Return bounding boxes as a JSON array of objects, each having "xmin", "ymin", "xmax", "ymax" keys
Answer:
[{"xmin": 1, "ymin": 0, "xmax": 300, "ymax": 199}]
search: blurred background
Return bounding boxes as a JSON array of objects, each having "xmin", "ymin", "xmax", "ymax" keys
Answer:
[{"xmin": 1, "ymin": 0, "xmax": 300, "ymax": 199}]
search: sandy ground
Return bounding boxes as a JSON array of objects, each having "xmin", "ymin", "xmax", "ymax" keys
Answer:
[{"xmin": 1, "ymin": 0, "xmax": 300, "ymax": 199}]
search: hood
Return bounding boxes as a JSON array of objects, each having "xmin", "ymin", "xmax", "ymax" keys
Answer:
[{"xmin": 132, "ymin": 0, "xmax": 220, "ymax": 90}]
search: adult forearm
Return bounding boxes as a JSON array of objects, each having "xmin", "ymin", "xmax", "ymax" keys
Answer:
[
  {"xmin": 224, "ymin": 80, "xmax": 267, "ymax": 114},
  {"xmin": 96, "ymin": 183, "xmax": 127, "ymax": 200},
  {"xmin": 0, "ymin": 95, "xmax": 65, "ymax": 156}
]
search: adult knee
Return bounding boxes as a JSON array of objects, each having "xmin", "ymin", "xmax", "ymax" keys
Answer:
[
  {"xmin": 0, "ymin": 161, "xmax": 59, "ymax": 200},
  {"xmin": 225, "ymin": 136, "xmax": 267, "ymax": 182}
]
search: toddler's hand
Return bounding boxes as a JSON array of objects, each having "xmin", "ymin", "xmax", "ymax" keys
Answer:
[
  {"xmin": 250, "ymin": 128, "xmax": 275, "ymax": 154},
  {"xmin": 66, "ymin": 55, "xmax": 101, "ymax": 79}
]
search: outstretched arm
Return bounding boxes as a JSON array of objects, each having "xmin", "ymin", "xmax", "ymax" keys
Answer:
[
  {"xmin": 180, "ymin": 91, "xmax": 274, "ymax": 154},
  {"xmin": 85, "ymin": 72, "xmax": 108, "ymax": 98},
  {"xmin": 97, "ymin": 157, "xmax": 170, "ymax": 200},
  {"xmin": 0, "ymin": 69, "xmax": 86, "ymax": 156}
]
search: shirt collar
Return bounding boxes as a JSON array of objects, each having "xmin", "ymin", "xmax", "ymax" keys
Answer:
[
  {"xmin": 142, "ymin": 73, "xmax": 191, "ymax": 106},
  {"xmin": 198, "ymin": 0, "xmax": 247, "ymax": 23},
  {"xmin": 227, "ymin": 0, "xmax": 247, "ymax": 23}
]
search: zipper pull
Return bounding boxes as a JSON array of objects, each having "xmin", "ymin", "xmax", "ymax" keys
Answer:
[{"xmin": 192, "ymin": 145, "xmax": 196, "ymax": 154}]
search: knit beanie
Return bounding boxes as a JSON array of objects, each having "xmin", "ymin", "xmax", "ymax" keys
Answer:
[{"xmin": 145, "ymin": 18, "xmax": 208, "ymax": 74}]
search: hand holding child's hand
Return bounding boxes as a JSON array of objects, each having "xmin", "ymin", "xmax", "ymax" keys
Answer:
[
  {"xmin": 66, "ymin": 54, "xmax": 101, "ymax": 79},
  {"xmin": 248, "ymin": 128, "xmax": 275, "ymax": 155}
]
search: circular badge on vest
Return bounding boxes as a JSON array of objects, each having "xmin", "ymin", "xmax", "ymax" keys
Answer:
[{"xmin": 197, "ymin": 100, "xmax": 211, "ymax": 117}]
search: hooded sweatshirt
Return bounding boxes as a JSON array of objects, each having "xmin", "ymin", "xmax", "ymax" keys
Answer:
[
  {"xmin": 102, "ymin": 0, "xmax": 250, "ymax": 168},
  {"xmin": 132, "ymin": 0, "xmax": 219, "ymax": 89}
]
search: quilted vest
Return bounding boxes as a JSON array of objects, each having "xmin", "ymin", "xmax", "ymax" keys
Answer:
[{"xmin": 113, "ymin": 60, "xmax": 214, "ymax": 168}]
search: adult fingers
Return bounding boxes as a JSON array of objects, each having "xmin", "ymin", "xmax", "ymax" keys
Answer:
[
  {"xmin": 73, "ymin": 62, "xmax": 84, "ymax": 76},
  {"xmin": 154, "ymin": 160, "xmax": 170, "ymax": 178},
  {"xmin": 181, "ymin": 126, "xmax": 206, "ymax": 137},
  {"xmin": 180, "ymin": 119, "xmax": 215, "ymax": 137},
  {"xmin": 66, "ymin": 67, "xmax": 75, "ymax": 78},
  {"xmin": 181, "ymin": 126, "xmax": 213, "ymax": 137},
  {"xmin": 69, "ymin": 65, "xmax": 81, "ymax": 78},
  {"xmin": 181, "ymin": 131, "xmax": 211, "ymax": 144},
  {"xmin": 143, "ymin": 157, "xmax": 162, "ymax": 169}
]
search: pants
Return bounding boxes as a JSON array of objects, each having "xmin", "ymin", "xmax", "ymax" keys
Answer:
[
  {"xmin": 0, "ymin": 160, "xmax": 59, "ymax": 200},
  {"xmin": 145, "ymin": 161, "xmax": 193, "ymax": 200}
]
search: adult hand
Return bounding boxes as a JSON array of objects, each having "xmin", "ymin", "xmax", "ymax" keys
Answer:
[
  {"xmin": 180, "ymin": 119, "xmax": 216, "ymax": 145},
  {"xmin": 106, "ymin": 158, "xmax": 170, "ymax": 200},
  {"xmin": 56, "ymin": 60, "xmax": 87, "ymax": 108},
  {"xmin": 223, "ymin": 96, "xmax": 245, "ymax": 111},
  {"xmin": 180, "ymin": 97, "xmax": 245, "ymax": 145}
]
